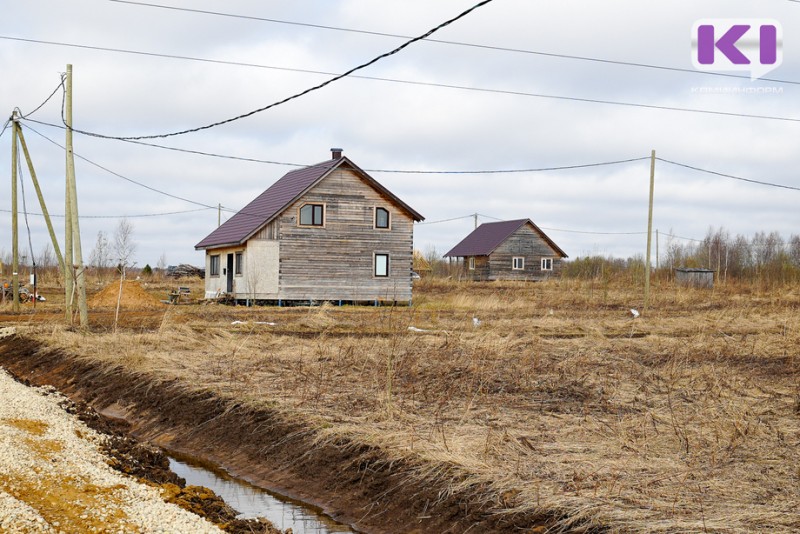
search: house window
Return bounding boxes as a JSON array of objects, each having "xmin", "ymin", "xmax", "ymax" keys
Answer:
[
  {"xmin": 299, "ymin": 203, "xmax": 324, "ymax": 226},
  {"xmin": 512, "ymin": 257, "xmax": 525, "ymax": 270},
  {"xmin": 468, "ymin": 257, "xmax": 475, "ymax": 270},
  {"xmin": 235, "ymin": 252, "xmax": 243, "ymax": 275},
  {"xmin": 375, "ymin": 254, "xmax": 389, "ymax": 277},
  {"xmin": 209, "ymin": 254, "xmax": 220, "ymax": 276},
  {"xmin": 375, "ymin": 207, "xmax": 390, "ymax": 229},
  {"xmin": 541, "ymin": 258, "xmax": 553, "ymax": 271}
]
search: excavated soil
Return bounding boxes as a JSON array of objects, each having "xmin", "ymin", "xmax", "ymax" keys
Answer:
[
  {"xmin": 88, "ymin": 281, "xmax": 166, "ymax": 310},
  {"xmin": 0, "ymin": 335, "xmax": 559, "ymax": 534}
]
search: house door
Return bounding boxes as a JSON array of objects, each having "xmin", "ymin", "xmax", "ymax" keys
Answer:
[{"xmin": 226, "ymin": 254, "xmax": 234, "ymax": 293}]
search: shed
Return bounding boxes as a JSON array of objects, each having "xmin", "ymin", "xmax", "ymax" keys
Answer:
[
  {"xmin": 195, "ymin": 149, "xmax": 424, "ymax": 304},
  {"xmin": 675, "ymin": 268, "xmax": 714, "ymax": 288},
  {"xmin": 444, "ymin": 219, "xmax": 567, "ymax": 281}
]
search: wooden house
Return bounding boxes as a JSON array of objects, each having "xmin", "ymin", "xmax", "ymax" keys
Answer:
[
  {"xmin": 195, "ymin": 149, "xmax": 424, "ymax": 304},
  {"xmin": 444, "ymin": 219, "xmax": 567, "ymax": 281}
]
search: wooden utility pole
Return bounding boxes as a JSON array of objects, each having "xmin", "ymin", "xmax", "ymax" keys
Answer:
[
  {"xmin": 16, "ymin": 126, "xmax": 65, "ymax": 273},
  {"xmin": 644, "ymin": 150, "xmax": 656, "ymax": 314},
  {"xmin": 10, "ymin": 113, "xmax": 20, "ymax": 312},
  {"xmin": 656, "ymin": 229, "xmax": 659, "ymax": 270},
  {"xmin": 65, "ymin": 64, "xmax": 89, "ymax": 327}
]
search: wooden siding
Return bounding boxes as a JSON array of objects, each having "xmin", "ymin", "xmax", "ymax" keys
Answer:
[
  {"xmin": 274, "ymin": 168, "xmax": 415, "ymax": 302},
  {"xmin": 485, "ymin": 223, "xmax": 563, "ymax": 281}
]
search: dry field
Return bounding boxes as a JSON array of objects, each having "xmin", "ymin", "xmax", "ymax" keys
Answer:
[{"xmin": 4, "ymin": 276, "xmax": 800, "ymax": 532}]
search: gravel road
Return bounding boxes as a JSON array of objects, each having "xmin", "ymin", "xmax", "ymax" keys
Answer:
[{"xmin": 0, "ymin": 365, "xmax": 223, "ymax": 533}]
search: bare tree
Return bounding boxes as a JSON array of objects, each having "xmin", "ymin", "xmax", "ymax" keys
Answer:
[
  {"xmin": 89, "ymin": 230, "xmax": 112, "ymax": 280},
  {"xmin": 113, "ymin": 219, "xmax": 137, "ymax": 275},
  {"xmin": 156, "ymin": 252, "xmax": 167, "ymax": 276},
  {"xmin": 112, "ymin": 219, "xmax": 136, "ymax": 333}
]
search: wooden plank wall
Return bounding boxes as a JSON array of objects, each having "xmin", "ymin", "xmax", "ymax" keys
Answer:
[
  {"xmin": 488, "ymin": 224, "xmax": 563, "ymax": 281},
  {"xmin": 275, "ymin": 168, "xmax": 415, "ymax": 302}
]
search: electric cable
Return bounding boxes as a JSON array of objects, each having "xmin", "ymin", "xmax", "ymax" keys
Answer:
[
  {"xmin": 656, "ymin": 157, "xmax": 800, "ymax": 192},
  {"xmin": 23, "ymin": 118, "xmax": 652, "ymax": 174},
  {"xmin": 64, "ymin": 0, "xmax": 496, "ymax": 140},
  {"xmin": 100, "ymin": 1, "xmax": 800, "ymax": 87},
  {"xmin": 0, "ymin": 207, "xmax": 213, "ymax": 219},
  {"xmin": 21, "ymin": 123, "xmax": 218, "ymax": 209},
  {"xmin": 4, "ymin": 35, "xmax": 797, "ymax": 95},
  {"xmin": 17, "ymin": 79, "xmax": 64, "ymax": 119}
]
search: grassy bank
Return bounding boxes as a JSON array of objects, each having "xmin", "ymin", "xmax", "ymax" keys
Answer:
[{"xmin": 5, "ymin": 277, "xmax": 800, "ymax": 532}]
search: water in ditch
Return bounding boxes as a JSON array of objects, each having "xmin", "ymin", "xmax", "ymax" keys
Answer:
[{"xmin": 168, "ymin": 454, "xmax": 355, "ymax": 533}]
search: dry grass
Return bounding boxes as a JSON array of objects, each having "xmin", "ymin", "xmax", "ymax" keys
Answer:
[{"xmin": 17, "ymin": 277, "xmax": 800, "ymax": 532}]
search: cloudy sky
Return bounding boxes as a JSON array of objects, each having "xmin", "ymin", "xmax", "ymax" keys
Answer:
[{"xmin": 1, "ymin": 0, "xmax": 798, "ymax": 269}]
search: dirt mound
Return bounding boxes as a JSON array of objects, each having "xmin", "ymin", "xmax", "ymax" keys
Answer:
[{"xmin": 89, "ymin": 281, "xmax": 165, "ymax": 309}]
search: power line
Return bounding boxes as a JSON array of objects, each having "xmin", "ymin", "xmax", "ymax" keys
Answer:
[
  {"xmin": 24, "ymin": 118, "xmax": 652, "ymax": 174},
  {"xmin": 16, "ymin": 79, "xmax": 64, "ymax": 119},
  {"xmin": 368, "ymin": 157, "xmax": 650, "ymax": 174},
  {"xmin": 102, "ymin": 1, "xmax": 800, "ymax": 86},
  {"xmin": 417, "ymin": 214, "xmax": 475, "ymax": 226},
  {"xmin": 540, "ymin": 227, "xmax": 646, "ymax": 236},
  {"xmin": 22, "ymin": 123, "xmax": 219, "ymax": 209},
  {"xmin": 4, "ymin": 34, "xmax": 797, "ymax": 104},
  {"xmin": 0, "ymin": 207, "xmax": 213, "ymax": 219},
  {"xmin": 657, "ymin": 157, "xmax": 800, "ymax": 192},
  {"xmin": 66, "ymin": 0, "xmax": 496, "ymax": 141}
]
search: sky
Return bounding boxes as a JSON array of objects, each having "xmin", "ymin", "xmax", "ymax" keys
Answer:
[{"xmin": 1, "ymin": 0, "xmax": 798, "ymax": 270}]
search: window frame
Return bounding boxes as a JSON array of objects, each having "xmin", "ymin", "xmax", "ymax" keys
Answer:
[
  {"xmin": 298, "ymin": 203, "xmax": 325, "ymax": 227},
  {"xmin": 512, "ymin": 256, "xmax": 525, "ymax": 270},
  {"xmin": 209, "ymin": 254, "xmax": 220, "ymax": 277},
  {"xmin": 541, "ymin": 258, "xmax": 553, "ymax": 271},
  {"xmin": 374, "ymin": 253, "xmax": 390, "ymax": 278},
  {"xmin": 468, "ymin": 257, "xmax": 475, "ymax": 270},
  {"xmin": 374, "ymin": 207, "xmax": 391, "ymax": 230},
  {"xmin": 234, "ymin": 251, "xmax": 243, "ymax": 276}
]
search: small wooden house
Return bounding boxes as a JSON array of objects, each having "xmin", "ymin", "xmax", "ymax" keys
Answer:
[
  {"xmin": 444, "ymin": 219, "xmax": 567, "ymax": 281},
  {"xmin": 195, "ymin": 149, "xmax": 424, "ymax": 304}
]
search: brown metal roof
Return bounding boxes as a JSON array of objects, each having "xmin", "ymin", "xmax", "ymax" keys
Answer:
[
  {"xmin": 444, "ymin": 219, "xmax": 567, "ymax": 258},
  {"xmin": 195, "ymin": 155, "xmax": 423, "ymax": 250}
]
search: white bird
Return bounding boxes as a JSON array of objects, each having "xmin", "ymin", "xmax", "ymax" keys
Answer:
[
  {"xmin": 630, "ymin": 309, "xmax": 640, "ymax": 318},
  {"xmin": 473, "ymin": 317, "xmax": 481, "ymax": 328}
]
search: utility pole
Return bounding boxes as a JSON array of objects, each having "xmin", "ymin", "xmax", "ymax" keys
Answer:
[
  {"xmin": 65, "ymin": 64, "xmax": 88, "ymax": 327},
  {"xmin": 644, "ymin": 150, "xmax": 656, "ymax": 314},
  {"xmin": 474, "ymin": 213, "xmax": 478, "ymax": 229},
  {"xmin": 16, "ymin": 126, "xmax": 65, "ymax": 273},
  {"xmin": 10, "ymin": 112, "xmax": 20, "ymax": 312},
  {"xmin": 218, "ymin": 203, "xmax": 221, "ymax": 227},
  {"xmin": 656, "ymin": 229, "xmax": 659, "ymax": 270}
]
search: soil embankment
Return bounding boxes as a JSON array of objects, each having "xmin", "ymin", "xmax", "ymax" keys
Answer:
[{"xmin": 0, "ymin": 334, "xmax": 554, "ymax": 534}]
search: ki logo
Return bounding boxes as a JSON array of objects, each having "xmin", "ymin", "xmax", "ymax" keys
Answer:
[{"xmin": 692, "ymin": 19, "xmax": 783, "ymax": 80}]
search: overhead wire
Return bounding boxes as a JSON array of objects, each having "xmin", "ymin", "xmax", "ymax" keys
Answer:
[
  {"xmin": 0, "ymin": 207, "xmax": 214, "ymax": 219},
  {"xmin": 65, "ymin": 0, "xmax": 497, "ymax": 141},
  {"xmin": 101, "ymin": 1, "xmax": 800, "ymax": 86},
  {"xmin": 23, "ymin": 117, "xmax": 653, "ymax": 174},
  {"xmin": 17, "ymin": 79, "xmax": 64, "ymax": 119},
  {"xmin": 22, "ymin": 123, "xmax": 219, "ymax": 209},
  {"xmin": 656, "ymin": 157, "xmax": 800, "ymax": 192}
]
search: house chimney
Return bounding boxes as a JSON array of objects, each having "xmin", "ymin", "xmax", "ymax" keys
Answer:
[{"xmin": 331, "ymin": 147, "xmax": 343, "ymax": 160}]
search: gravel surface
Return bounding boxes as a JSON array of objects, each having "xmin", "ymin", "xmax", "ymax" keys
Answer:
[{"xmin": 0, "ymin": 366, "xmax": 223, "ymax": 533}]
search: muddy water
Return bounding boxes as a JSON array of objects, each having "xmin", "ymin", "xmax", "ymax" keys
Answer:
[{"xmin": 168, "ymin": 454, "xmax": 355, "ymax": 533}]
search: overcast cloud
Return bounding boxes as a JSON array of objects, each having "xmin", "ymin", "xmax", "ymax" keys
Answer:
[{"xmin": 1, "ymin": 0, "xmax": 798, "ymax": 269}]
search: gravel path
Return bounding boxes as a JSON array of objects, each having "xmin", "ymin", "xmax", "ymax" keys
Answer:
[{"xmin": 0, "ymin": 366, "xmax": 223, "ymax": 533}]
